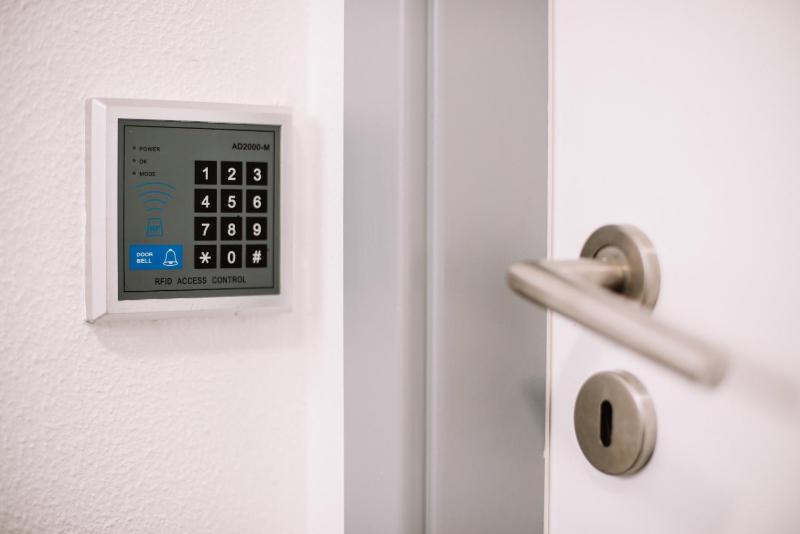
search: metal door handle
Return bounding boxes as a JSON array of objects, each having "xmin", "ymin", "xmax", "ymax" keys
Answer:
[{"xmin": 507, "ymin": 225, "xmax": 728, "ymax": 386}]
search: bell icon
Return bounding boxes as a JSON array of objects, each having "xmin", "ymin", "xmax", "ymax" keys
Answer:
[{"xmin": 162, "ymin": 248, "xmax": 179, "ymax": 267}]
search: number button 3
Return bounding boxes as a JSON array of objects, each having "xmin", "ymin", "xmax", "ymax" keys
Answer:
[{"xmin": 246, "ymin": 162, "xmax": 267, "ymax": 186}]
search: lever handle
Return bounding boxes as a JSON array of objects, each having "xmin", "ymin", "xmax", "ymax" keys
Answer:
[{"xmin": 507, "ymin": 225, "xmax": 727, "ymax": 386}]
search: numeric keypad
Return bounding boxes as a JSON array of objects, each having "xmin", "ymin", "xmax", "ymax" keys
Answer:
[{"xmin": 193, "ymin": 160, "xmax": 270, "ymax": 270}]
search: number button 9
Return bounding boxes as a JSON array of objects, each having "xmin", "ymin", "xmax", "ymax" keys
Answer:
[{"xmin": 246, "ymin": 217, "xmax": 268, "ymax": 240}]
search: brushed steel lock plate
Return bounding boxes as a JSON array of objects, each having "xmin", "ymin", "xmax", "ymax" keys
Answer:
[{"xmin": 574, "ymin": 370, "xmax": 657, "ymax": 475}]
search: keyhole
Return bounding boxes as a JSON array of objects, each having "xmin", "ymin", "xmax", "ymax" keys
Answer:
[{"xmin": 600, "ymin": 400, "xmax": 613, "ymax": 447}]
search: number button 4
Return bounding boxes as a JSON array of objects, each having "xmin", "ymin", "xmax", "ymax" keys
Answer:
[
  {"xmin": 221, "ymin": 161, "xmax": 243, "ymax": 185},
  {"xmin": 246, "ymin": 162, "xmax": 268, "ymax": 186},
  {"xmin": 194, "ymin": 189, "xmax": 217, "ymax": 212}
]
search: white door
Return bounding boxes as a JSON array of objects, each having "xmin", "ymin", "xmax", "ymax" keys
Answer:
[{"xmin": 545, "ymin": 1, "xmax": 800, "ymax": 532}]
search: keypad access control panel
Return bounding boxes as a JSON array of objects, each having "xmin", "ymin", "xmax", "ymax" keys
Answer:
[{"xmin": 119, "ymin": 119, "xmax": 280, "ymax": 300}]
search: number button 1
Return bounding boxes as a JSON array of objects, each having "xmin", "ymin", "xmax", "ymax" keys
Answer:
[
  {"xmin": 221, "ymin": 161, "xmax": 243, "ymax": 185},
  {"xmin": 246, "ymin": 162, "xmax": 268, "ymax": 186},
  {"xmin": 195, "ymin": 161, "xmax": 217, "ymax": 185}
]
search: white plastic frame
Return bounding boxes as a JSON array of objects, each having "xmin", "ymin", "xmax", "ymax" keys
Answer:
[{"xmin": 85, "ymin": 98, "xmax": 292, "ymax": 321}]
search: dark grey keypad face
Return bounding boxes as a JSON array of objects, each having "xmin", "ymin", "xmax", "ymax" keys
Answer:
[{"xmin": 118, "ymin": 119, "xmax": 280, "ymax": 300}]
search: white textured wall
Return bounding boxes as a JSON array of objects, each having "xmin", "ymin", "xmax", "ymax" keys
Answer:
[{"xmin": 0, "ymin": 1, "xmax": 342, "ymax": 533}]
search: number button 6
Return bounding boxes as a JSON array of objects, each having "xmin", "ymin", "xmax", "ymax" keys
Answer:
[{"xmin": 246, "ymin": 190, "xmax": 267, "ymax": 213}]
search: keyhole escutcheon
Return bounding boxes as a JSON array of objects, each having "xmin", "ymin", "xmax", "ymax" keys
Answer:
[{"xmin": 600, "ymin": 400, "xmax": 613, "ymax": 447}]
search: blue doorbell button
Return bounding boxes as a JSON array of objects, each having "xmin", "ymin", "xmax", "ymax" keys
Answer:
[{"xmin": 130, "ymin": 244, "xmax": 184, "ymax": 271}]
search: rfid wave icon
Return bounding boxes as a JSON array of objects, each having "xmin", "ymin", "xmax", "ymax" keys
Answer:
[{"xmin": 136, "ymin": 181, "xmax": 175, "ymax": 237}]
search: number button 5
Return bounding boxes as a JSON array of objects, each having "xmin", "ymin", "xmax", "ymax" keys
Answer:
[
  {"xmin": 220, "ymin": 189, "xmax": 243, "ymax": 213},
  {"xmin": 221, "ymin": 161, "xmax": 243, "ymax": 185}
]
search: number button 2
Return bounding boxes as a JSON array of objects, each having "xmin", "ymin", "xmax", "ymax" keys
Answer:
[
  {"xmin": 221, "ymin": 161, "xmax": 243, "ymax": 185},
  {"xmin": 194, "ymin": 189, "xmax": 217, "ymax": 212},
  {"xmin": 246, "ymin": 162, "xmax": 268, "ymax": 186}
]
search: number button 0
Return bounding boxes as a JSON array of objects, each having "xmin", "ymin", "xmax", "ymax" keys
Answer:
[
  {"xmin": 246, "ymin": 162, "xmax": 268, "ymax": 186},
  {"xmin": 221, "ymin": 161, "xmax": 243, "ymax": 185},
  {"xmin": 195, "ymin": 161, "xmax": 217, "ymax": 185},
  {"xmin": 194, "ymin": 189, "xmax": 217, "ymax": 212},
  {"xmin": 220, "ymin": 245, "xmax": 242, "ymax": 268},
  {"xmin": 246, "ymin": 217, "xmax": 268, "ymax": 240},
  {"xmin": 220, "ymin": 189, "xmax": 243, "ymax": 213},
  {"xmin": 220, "ymin": 217, "xmax": 243, "ymax": 241},
  {"xmin": 246, "ymin": 190, "xmax": 267, "ymax": 213},
  {"xmin": 194, "ymin": 217, "xmax": 217, "ymax": 241}
]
